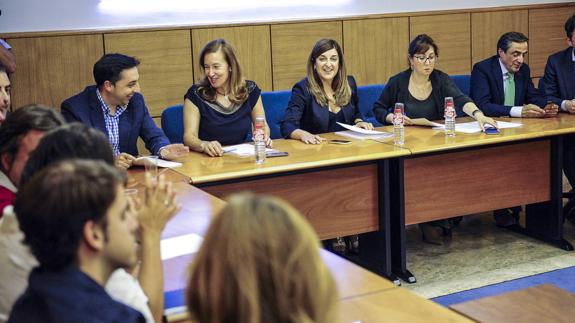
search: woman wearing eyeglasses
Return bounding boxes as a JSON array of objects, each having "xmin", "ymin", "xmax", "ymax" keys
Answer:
[
  {"xmin": 373, "ymin": 34, "xmax": 496, "ymax": 127},
  {"xmin": 373, "ymin": 34, "xmax": 497, "ymax": 245}
]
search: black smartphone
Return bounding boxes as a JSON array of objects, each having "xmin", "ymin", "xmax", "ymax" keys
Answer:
[
  {"xmin": 484, "ymin": 127, "xmax": 500, "ymax": 135},
  {"xmin": 266, "ymin": 151, "xmax": 289, "ymax": 158},
  {"xmin": 329, "ymin": 139, "xmax": 352, "ymax": 145}
]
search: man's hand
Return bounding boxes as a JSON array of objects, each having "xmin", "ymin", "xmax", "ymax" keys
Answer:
[
  {"xmin": 115, "ymin": 152, "xmax": 137, "ymax": 169},
  {"xmin": 543, "ymin": 102, "xmax": 559, "ymax": 118},
  {"xmin": 160, "ymin": 144, "xmax": 189, "ymax": 160},
  {"xmin": 521, "ymin": 104, "xmax": 546, "ymax": 118},
  {"xmin": 566, "ymin": 100, "xmax": 575, "ymax": 114}
]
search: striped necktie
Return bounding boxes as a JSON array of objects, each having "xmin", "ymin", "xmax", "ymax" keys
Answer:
[{"xmin": 504, "ymin": 72, "xmax": 515, "ymax": 106}]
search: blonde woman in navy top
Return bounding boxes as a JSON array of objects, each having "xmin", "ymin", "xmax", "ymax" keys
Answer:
[
  {"xmin": 183, "ymin": 39, "xmax": 271, "ymax": 157},
  {"xmin": 281, "ymin": 39, "xmax": 373, "ymax": 144}
]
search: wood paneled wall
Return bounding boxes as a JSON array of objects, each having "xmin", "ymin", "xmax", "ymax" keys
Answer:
[
  {"xmin": 529, "ymin": 8, "xmax": 575, "ymax": 77},
  {"xmin": 471, "ymin": 10, "xmax": 529, "ymax": 65},
  {"xmin": 104, "ymin": 30, "xmax": 193, "ymax": 117},
  {"xmin": 343, "ymin": 17, "xmax": 409, "ymax": 86},
  {"xmin": 410, "ymin": 13, "xmax": 471, "ymax": 75},
  {"xmin": 9, "ymin": 34, "xmax": 103, "ymax": 109},
  {"xmin": 191, "ymin": 26, "xmax": 273, "ymax": 92},
  {"xmin": 5, "ymin": 4, "xmax": 574, "ymax": 122}
]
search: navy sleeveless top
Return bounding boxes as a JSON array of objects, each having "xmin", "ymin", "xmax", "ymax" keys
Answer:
[{"xmin": 184, "ymin": 80, "xmax": 261, "ymax": 145}]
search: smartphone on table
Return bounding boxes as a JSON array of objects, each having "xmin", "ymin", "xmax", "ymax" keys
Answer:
[{"xmin": 484, "ymin": 127, "xmax": 500, "ymax": 135}]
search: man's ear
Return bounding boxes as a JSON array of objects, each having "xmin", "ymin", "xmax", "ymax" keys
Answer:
[
  {"xmin": 567, "ymin": 37, "xmax": 574, "ymax": 47},
  {"xmin": 102, "ymin": 80, "xmax": 114, "ymax": 93},
  {"xmin": 83, "ymin": 220, "xmax": 105, "ymax": 251}
]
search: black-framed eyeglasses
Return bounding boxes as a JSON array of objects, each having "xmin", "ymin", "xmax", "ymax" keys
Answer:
[{"xmin": 413, "ymin": 55, "xmax": 437, "ymax": 64}]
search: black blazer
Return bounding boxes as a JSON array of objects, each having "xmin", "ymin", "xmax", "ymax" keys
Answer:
[
  {"xmin": 373, "ymin": 69, "xmax": 473, "ymax": 124},
  {"xmin": 280, "ymin": 76, "xmax": 364, "ymax": 137},
  {"xmin": 470, "ymin": 55, "xmax": 545, "ymax": 117},
  {"xmin": 542, "ymin": 47, "xmax": 575, "ymax": 106}
]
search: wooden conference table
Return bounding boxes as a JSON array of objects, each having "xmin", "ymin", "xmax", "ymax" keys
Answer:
[
  {"xmin": 450, "ymin": 284, "xmax": 575, "ymax": 323},
  {"xmin": 386, "ymin": 115, "xmax": 575, "ymax": 282},
  {"xmin": 174, "ymin": 134, "xmax": 410, "ymax": 283},
  {"xmin": 169, "ymin": 114, "xmax": 575, "ymax": 284},
  {"xmin": 127, "ymin": 169, "xmax": 472, "ymax": 323}
]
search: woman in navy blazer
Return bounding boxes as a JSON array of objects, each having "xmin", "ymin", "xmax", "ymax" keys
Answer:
[{"xmin": 281, "ymin": 39, "xmax": 373, "ymax": 144}]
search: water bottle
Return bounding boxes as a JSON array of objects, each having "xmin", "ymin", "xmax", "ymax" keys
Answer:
[
  {"xmin": 254, "ymin": 116, "xmax": 266, "ymax": 164},
  {"xmin": 393, "ymin": 103, "xmax": 405, "ymax": 146},
  {"xmin": 444, "ymin": 97, "xmax": 456, "ymax": 137}
]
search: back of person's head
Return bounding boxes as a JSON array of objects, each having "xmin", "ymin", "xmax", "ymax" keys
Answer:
[
  {"xmin": 197, "ymin": 39, "xmax": 247, "ymax": 104},
  {"xmin": 408, "ymin": 34, "xmax": 439, "ymax": 58},
  {"xmin": 566, "ymin": 14, "xmax": 575, "ymax": 39},
  {"xmin": 306, "ymin": 38, "xmax": 351, "ymax": 107},
  {"xmin": 187, "ymin": 193, "xmax": 338, "ymax": 323},
  {"xmin": 496, "ymin": 32, "xmax": 529, "ymax": 54},
  {"xmin": 20, "ymin": 123, "xmax": 114, "ymax": 187},
  {"xmin": 14, "ymin": 159, "xmax": 126, "ymax": 271},
  {"xmin": 94, "ymin": 53, "xmax": 140, "ymax": 87},
  {"xmin": 0, "ymin": 104, "xmax": 64, "ymax": 173}
]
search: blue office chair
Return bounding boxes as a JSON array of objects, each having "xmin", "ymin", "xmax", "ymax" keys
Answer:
[
  {"xmin": 357, "ymin": 84, "xmax": 385, "ymax": 126},
  {"xmin": 261, "ymin": 89, "xmax": 292, "ymax": 139},
  {"xmin": 450, "ymin": 75, "xmax": 471, "ymax": 96},
  {"xmin": 161, "ymin": 104, "xmax": 184, "ymax": 144}
]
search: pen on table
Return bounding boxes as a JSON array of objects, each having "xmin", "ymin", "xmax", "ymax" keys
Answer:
[{"xmin": 223, "ymin": 148, "xmax": 237, "ymax": 154}]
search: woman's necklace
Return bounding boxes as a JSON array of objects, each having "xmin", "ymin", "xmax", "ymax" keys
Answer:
[{"xmin": 216, "ymin": 90, "xmax": 231, "ymax": 108}]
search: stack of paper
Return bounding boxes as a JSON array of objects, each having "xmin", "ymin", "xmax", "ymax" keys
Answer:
[
  {"xmin": 432, "ymin": 121, "xmax": 522, "ymax": 134},
  {"xmin": 335, "ymin": 122, "xmax": 393, "ymax": 140}
]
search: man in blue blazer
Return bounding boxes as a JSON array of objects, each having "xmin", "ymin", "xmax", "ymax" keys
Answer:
[
  {"xmin": 542, "ymin": 14, "xmax": 575, "ymax": 188},
  {"xmin": 61, "ymin": 54, "xmax": 188, "ymax": 169},
  {"xmin": 471, "ymin": 32, "xmax": 558, "ymax": 227},
  {"xmin": 471, "ymin": 32, "xmax": 555, "ymax": 118}
]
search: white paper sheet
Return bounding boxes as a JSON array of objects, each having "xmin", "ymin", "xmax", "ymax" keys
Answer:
[
  {"xmin": 134, "ymin": 156, "xmax": 182, "ymax": 168},
  {"xmin": 432, "ymin": 121, "xmax": 522, "ymax": 134},
  {"xmin": 410, "ymin": 118, "xmax": 443, "ymax": 127},
  {"xmin": 335, "ymin": 130, "xmax": 393, "ymax": 140},
  {"xmin": 336, "ymin": 122, "xmax": 389, "ymax": 135},
  {"xmin": 160, "ymin": 233, "xmax": 204, "ymax": 260}
]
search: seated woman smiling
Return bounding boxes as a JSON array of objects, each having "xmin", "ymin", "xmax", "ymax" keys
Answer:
[
  {"xmin": 281, "ymin": 39, "xmax": 373, "ymax": 144},
  {"xmin": 183, "ymin": 39, "xmax": 272, "ymax": 157}
]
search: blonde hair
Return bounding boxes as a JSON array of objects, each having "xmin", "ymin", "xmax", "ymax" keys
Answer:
[
  {"xmin": 306, "ymin": 39, "xmax": 352, "ymax": 107},
  {"xmin": 197, "ymin": 39, "xmax": 248, "ymax": 104},
  {"xmin": 187, "ymin": 193, "xmax": 338, "ymax": 323}
]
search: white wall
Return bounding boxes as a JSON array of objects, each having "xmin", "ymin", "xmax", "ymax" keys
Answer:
[{"xmin": 0, "ymin": 0, "xmax": 573, "ymax": 34}]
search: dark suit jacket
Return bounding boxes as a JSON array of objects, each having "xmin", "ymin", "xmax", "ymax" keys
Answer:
[
  {"xmin": 373, "ymin": 69, "xmax": 472, "ymax": 124},
  {"xmin": 542, "ymin": 47, "xmax": 575, "ymax": 106},
  {"xmin": 470, "ymin": 55, "xmax": 545, "ymax": 117},
  {"xmin": 61, "ymin": 85, "xmax": 170, "ymax": 156},
  {"xmin": 280, "ymin": 76, "xmax": 364, "ymax": 137}
]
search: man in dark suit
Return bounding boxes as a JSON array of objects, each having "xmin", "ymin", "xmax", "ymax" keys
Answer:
[
  {"xmin": 542, "ymin": 14, "xmax": 575, "ymax": 188},
  {"xmin": 471, "ymin": 31, "xmax": 556, "ymax": 118},
  {"xmin": 61, "ymin": 54, "xmax": 188, "ymax": 169},
  {"xmin": 471, "ymin": 32, "xmax": 558, "ymax": 227}
]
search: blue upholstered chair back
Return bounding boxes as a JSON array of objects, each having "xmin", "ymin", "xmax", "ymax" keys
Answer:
[
  {"xmin": 261, "ymin": 89, "xmax": 292, "ymax": 139},
  {"xmin": 161, "ymin": 104, "xmax": 184, "ymax": 144},
  {"xmin": 357, "ymin": 84, "xmax": 385, "ymax": 127},
  {"xmin": 450, "ymin": 75, "xmax": 471, "ymax": 96}
]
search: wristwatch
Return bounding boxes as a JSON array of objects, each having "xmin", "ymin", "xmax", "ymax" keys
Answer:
[{"xmin": 472, "ymin": 110, "xmax": 483, "ymax": 118}]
